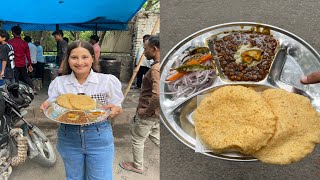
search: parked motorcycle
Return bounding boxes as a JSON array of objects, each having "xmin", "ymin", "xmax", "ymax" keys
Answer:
[{"xmin": 0, "ymin": 83, "xmax": 56, "ymax": 179}]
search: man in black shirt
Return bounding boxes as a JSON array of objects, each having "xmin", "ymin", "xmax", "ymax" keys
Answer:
[
  {"xmin": 52, "ymin": 30, "xmax": 68, "ymax": 74},
  {"xmin": 0, "ymin": 30, "xmax": 15, "ymax": 85}
]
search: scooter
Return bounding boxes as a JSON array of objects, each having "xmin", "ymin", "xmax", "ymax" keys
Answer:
[{"xmin": 0, "ymin": 83, "xmax": 56, "ymax": 179}]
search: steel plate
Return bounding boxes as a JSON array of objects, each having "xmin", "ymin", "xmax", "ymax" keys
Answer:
[
  {"xmin": 160, "ymin": 22, "xmax": 320, "ymax": 161},
  {"xmin": 44, "ymin": 101, "xmax": 110, "ymax": 125}
]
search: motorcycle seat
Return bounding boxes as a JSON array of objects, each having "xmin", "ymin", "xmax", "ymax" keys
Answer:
[{"xmin": 4, "ymin": 83, "xmax": 25, "ymax": 105}]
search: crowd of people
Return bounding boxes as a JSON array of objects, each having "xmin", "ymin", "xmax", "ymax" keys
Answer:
[
  {"xmin": 0, "ymin": 26, "xmax": 47, "ymax": 94},
  {"xmin": 0, "ymin": 27, "xmax": 105, "ymax": 92}
]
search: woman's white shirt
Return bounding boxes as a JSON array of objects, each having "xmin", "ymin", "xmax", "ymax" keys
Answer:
[{"xmin": 47, "ymin": 70, "xmax": 124, "ymax": 107}]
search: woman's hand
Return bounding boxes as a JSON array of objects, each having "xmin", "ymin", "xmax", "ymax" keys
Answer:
[
  {"xmin": 301, "ymin": 72, "xmax": 320, "ymax": 84},
  {"xmin": 40, "ymin": 101, "xmax": 50, "ymax": 112},
  {"xmin": 102, "ymin": 104, "xmax": 123, "ymax": 118}
]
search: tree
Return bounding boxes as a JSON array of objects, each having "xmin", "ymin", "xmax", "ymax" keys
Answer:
[
  {"xmin": 98, "ymin": 0, "xmax": 159, "ymax": 49},
  {"xmin": 68, "ymin": 31, "xmax": 79, "ymax": 41},
  {"xmin": 144, "ymin": 0, "xmax": 160, "ymax": 11}
]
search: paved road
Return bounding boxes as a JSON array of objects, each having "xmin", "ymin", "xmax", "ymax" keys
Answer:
[
  {"xmin": 161, "ymin": 0, "xmax": 320, "ymax": 179},
  {"xmin": 9, "ymin": 85, "xmax": 159, "ymax": 180}
]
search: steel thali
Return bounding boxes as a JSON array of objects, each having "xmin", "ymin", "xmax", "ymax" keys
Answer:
[
  {"xmin": 44, "ymin": 100, "xmax": 110, "ymax": 125},
  {"xmin": 160, "ymin": 22, "xmax": 320, "ymax": 161}
]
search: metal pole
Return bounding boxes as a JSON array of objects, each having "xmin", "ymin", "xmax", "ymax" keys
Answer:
[
  {"xmin": 123, "ymin": 16, "xmax": 160, "ymax": 99},
  {"xmin": 95, "ymin": 24, "xmax": 98, "ymax": 35}
]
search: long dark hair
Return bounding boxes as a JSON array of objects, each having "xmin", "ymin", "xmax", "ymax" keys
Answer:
[{"xmin": 61, "ymin": 40, "xmax": 100, "ymax": 75}]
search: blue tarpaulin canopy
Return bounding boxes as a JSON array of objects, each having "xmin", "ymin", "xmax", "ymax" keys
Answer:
[{"xmin": 0, "ymin": 0, "xmax": 146, "ymax": 31}]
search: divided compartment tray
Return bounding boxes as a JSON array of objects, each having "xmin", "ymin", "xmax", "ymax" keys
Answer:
[
  {"xmin": 44, "ymin": 100, "xmax": 110, "ymax": 125},
  {"xmin": 160, "ymin": 22, "xmax": 320, "ymax": 161}
]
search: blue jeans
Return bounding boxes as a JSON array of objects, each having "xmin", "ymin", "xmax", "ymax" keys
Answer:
[{"xmin": 57, "ymin": 121, "xmax": 114, "ymax": 180}]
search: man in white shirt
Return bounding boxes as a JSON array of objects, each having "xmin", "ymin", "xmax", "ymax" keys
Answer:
[
  {"xmin": 24, "ymin": 36, "xmax": 37, "ymax": 78},
  {"xmin": 133, "ymin": 35, "xmax": 152, "ymax": 89},
  {"xmin": 34, "ymin": 40, "xmax": 45, "ymax": 81}
]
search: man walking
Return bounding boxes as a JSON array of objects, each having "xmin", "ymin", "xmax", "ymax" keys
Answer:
[
  {"xmin": 120, "ymin": 35, "xmax": 160, "ymax": 174},
  {"xmin": 8, "ymin": 26, "xmax": 34, "ymax": 90}
]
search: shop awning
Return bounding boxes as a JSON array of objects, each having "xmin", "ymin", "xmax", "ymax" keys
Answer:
[{"xmin": 0, "ymin": 0, "xmax": 146, "ymax": 31}]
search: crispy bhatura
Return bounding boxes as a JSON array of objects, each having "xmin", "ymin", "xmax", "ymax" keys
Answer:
[
  {"xmin": 253, "ymin": 89, "xmax": 320, "ymax": 164},
  {"xmin": 56, "ymin": 94, "xmax": 96, "ymax": 110},
  {"xmin": 193, "ymin": 86, "xmax": 277, "ymax": 154},
  {"xmin": 56, "ymin": 93, "xmax": 77, "ymax": 109},
  {"xmin": 69, "ymin": 95, "xmax": 96, "ymax": 110},
  {"xmin": 193, "ymin": 85, "xmax": 320, "ymax": 164}
]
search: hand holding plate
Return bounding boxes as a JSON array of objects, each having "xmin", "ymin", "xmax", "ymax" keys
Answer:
[
  {"xmin": 102, "ymin": 104, "xmax": 123, "ymax": 118},
  {"xmin": 40, "ymin": 100, "xmax": 50, "ymax": 112}
]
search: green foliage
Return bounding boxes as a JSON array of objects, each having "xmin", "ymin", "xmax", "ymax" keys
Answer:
[
  {"xmin": 42, "ymin": 32, "xmax": 57, "ymax": 52},
  {"xmin": 63, "ymin": 31, "xmax": 94, "ymax": 42},
  {"xmin": 79, "ymin": 31, "xmax": 94, "ymax": 41},
  {"xmin": 44, "ymin": 51, "xmax": 57, "ymax": 55},
  {"xmin": 18, "ymin": 31, "xmax": 95, "ymax": 52},
  {"xmin": 143, "ymin": 0, "xmax": 160, "ymax": 12}
]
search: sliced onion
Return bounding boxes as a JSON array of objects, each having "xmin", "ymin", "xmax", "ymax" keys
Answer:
[{"xmin": 165, "ymin": 60, "xmax": 216, "ymax": 99}]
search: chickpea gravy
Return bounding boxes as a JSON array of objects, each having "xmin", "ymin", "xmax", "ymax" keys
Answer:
[{"xmin": 213, "ymin": 30, "xmax": 279, "ymax": 81}]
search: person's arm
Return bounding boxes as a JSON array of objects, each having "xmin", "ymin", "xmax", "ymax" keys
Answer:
[
  {"xmin": 58, "ymin": 42, "xmax": 68, "ymax": 73},
  {"xmin": 40, "ymin": 100, "xmax": 50, "ymax": 111},
  {"xmin": 40, "ymin": 46, "xmax": 44, "ymax": 54},
  {"xmin": 61, "ymin": 41, "xmax": 68, "ymax": 62},
  {"xmin": 142, "ymin": 67, "xmax": 160, "ymax": 117},
  {"xmin": 106, "ymin": 75, "xmax": 124, "ymax": 106},
  {"xmin": 0, "ymin": 46, "xmax": 7, "ymax": 77},
  {"xmin": 39, "ymin": 46, "xmax": 44, "ymax": 62},
  {"xmin": 25, "ymin": 43, "xmax": 33, "ymax": 72},
  {"xmin": 301, "ymin": 72, "xmax": 320, "ymax": 84},
  {"xmin": 103, "ymin": 104, "xmax": 123, "ymax": 118},
  {"xmin": 102, "ymin": 75, "xmax": 124, "ymax": 118},
  {"xmin": 40, "ymin": 78, "xmax": 60, "ymax": 111},
  {"xmin": 94, "ymin": 45, "xmax": 100, "ymax": 63},
  {"xmin": 1, "ymin": 60, "xmax": 6, "ymax": 77},
  {"xmin": 58, "ymin": 60, "xmax": 65, "ymax": 74},
  {"xmin": 25, "ymin": 43, "xmax": 32, "ymax": 66}
]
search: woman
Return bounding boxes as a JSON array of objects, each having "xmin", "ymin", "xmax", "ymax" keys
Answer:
[{"xmin": 40, "ymin": 40, "xmax": 123, "ymax": 180}]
